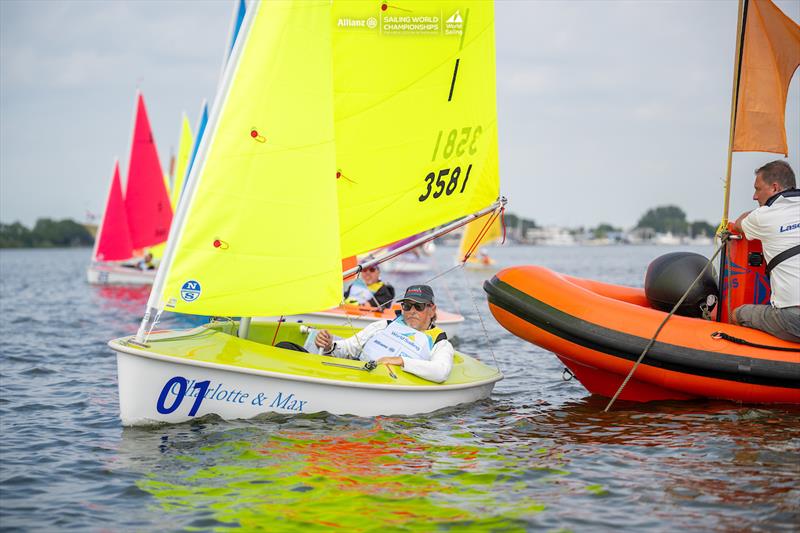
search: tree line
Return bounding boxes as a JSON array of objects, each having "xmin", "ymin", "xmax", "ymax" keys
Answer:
[
  {"xmin": 0, "ymin": 219, "xmax": 94, "ymax": 248},
  {"xmin": 634, "ymin": 205, "xmax": 715, "ymax": 237},
  {"xmin": 1, "ymin": 205, "xmax": 714, "ymax": 248}
]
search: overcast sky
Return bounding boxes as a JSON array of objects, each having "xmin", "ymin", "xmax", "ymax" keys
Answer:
[{"xmin": 1, "ymin": 0, "xmax": 798, "ymax": 230}]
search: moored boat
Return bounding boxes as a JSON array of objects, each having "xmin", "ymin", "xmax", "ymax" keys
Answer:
[{"xmin": 485, "ymin": 265, "xmax": 800, "ymax": 404}]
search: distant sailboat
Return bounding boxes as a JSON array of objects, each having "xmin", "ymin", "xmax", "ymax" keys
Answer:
[
  {"xmin": 169, "ymin": 113, "xmax": 194, "ymax": 210},
  {"xmin": 87, "ymin": 162, "xmax": 154, "ymax": 285},
  {"xmin": 124, "ymin": 91, "xmax": 172, "ymax": 258},
  {"xmin": 88, "ymin": 92, "xmax": 172, "ymax": 285},
  {"xmin": 174, "ymin": 101, "xmax": 208, "ymax": 209},
  {"xmin": 457, "ymin": 213, "xmax": 503, "ymax": 269}
]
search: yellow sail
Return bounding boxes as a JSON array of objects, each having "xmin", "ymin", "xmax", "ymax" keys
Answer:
[
  {"xmin": 332, "ymin": 1, "xmax": 499, "ymax": 258},
  {"xmin": 156, "ymin": 1, "xmax": 341, "ymax": 317},
  {"xmin": 458, "ymin": 214, "xmax": 501, "ymax": 262},
  {"xmin": 170, "ymin": 113, "xmax": 194, "ymax": 210}
]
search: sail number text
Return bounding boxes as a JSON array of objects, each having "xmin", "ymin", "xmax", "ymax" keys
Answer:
[
  {"xmin": 418, "ymin": 164, "xmax": 473, "ymax": 202},
  {"xmin": 431, "ymin": 126, "xmax": 482, "ymax": 161}
]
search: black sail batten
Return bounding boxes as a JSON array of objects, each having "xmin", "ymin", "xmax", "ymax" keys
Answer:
[{"xmin": 448, "ymin": 59, "xmax": 460, "ymax": 102}]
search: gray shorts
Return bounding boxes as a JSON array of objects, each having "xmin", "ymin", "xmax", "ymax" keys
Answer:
[{"xmin": 733, "ymin": 304, "xmax": 800, "ymax": 343}]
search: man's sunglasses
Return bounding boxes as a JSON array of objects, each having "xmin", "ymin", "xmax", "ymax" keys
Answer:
[
  {"xmin": 364, "ymin": 266, "xmax": 378, "ymax": 272},
  {"xmin": 401, "ymin": 302, "xmax": 430, "ymax": 312}
]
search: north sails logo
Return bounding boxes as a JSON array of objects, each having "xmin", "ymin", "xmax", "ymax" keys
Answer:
[{"xmin": 180, "ymin": 280, "xmax": 201, "ymax": 302}]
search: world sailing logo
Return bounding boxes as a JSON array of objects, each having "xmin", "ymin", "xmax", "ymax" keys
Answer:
[
  {"xmin": 180, "ymin": 280, "xmax": 202, "ymax": 302},
  {"xmin": 445, "ymin": 10, "xmax": 463, "ymax": 35}
]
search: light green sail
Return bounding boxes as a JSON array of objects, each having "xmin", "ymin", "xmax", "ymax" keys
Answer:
[
  {"xmin": 170, "ymin": 113, "xmax": 194, "ymax": 210},
  {"xmin": 332, "ymin": 1, "xmax": 499, "ymax": 257},
  {"xmin": 148, "ymin": 0, "xmax": 500, "ymax": 318},
  {"xmin": 158, "ymin": 1, "xmax": 341, "ymax": 317}
]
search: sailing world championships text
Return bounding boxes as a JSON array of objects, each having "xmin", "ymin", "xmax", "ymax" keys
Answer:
[{"xmin": 384, "ymin": 15, "xmax": 439, "ymax": 32}]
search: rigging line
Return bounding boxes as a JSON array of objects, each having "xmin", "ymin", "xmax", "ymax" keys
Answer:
[
  {"xmin": 448, "ymin": 59, "xmax": 460, "ymax": 102},
  {"xmin": 604, "ymin": 238, "xmax": 727, "ymax": 412},
  {"xmin": 460, "ymin": 263, "xmax": 501, "ymax": 372},
  {"xmin": 425, "ymin": 262, "xmax": 464, "ymax": 285},
  {"xmin": 428, "ymin": 245, "xmax": 465, "ymax": 318},
  {"xmin": 711, "ymin": 331, "xmax": 800, "ymax": 352},
  {"xmin": 144, "ymin": 309, "xmax": 164, "ymax": 344},
  {"xmin": 340, "ymin": 269, "xmax": 367, "ymax": 358},
  {"xmin": 462, "ymin": 210, "xmax": 501, "ymax": 262},
  {"xmin": 270, "ymin": 316, "xmax": 284, "ymax": 346}
]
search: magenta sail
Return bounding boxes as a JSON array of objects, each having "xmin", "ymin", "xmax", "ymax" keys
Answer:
[
  {"xmin": 94, "ymin": 161, "xmax": 134, "ymax": 262},
  {"xmin": 124, "ymin": 92, "xmax": 172, "ymax": 250}
]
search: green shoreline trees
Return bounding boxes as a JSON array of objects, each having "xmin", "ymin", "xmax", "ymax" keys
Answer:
[{"xmin": 0, "ymin": 219, "xmax": 94, "ymax": 248}]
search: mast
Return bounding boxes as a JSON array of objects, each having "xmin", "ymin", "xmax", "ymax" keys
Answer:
[
  {"xmin": 719, "ymin": 0, "xmax": 748, "ymax": 232},
  {"xmin": 135, "ymin": 3, "xmax": 257, "ymax": 342}
]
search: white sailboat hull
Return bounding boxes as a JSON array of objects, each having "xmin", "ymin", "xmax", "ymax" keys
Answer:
[
  {"xmin": 87, "ymin": 263, "xmax": 156, "ymax": 285},
  {"xmin": 115, "ymin": 348, "xmax": 496, "ymax": 426}
]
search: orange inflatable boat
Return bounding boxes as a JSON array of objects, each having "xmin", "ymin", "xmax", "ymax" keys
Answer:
[{"xmin": 484, "ymin": 266, "xmax": 800, "ymax": 404}]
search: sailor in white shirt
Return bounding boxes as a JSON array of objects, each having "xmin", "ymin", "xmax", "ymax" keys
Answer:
[
  {"xmin": 314, "ymin": 284, "xmax": 454, "ymax": 383},
  {"xmin": 733, "ymin": 160, "xmax": 800, "ymax": 342}
]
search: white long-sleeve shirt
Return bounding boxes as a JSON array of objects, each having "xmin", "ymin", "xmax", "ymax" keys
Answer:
[{"xmin": 327, "ymin": 320, "xmax": 454, "ymax": 383}]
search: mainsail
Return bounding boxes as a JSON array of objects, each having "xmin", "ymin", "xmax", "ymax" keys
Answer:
[
  {"xmin": 124, "ymin": 92, "xmax": 173, "ymax": 251},
  {"xmin": 151, "ymin": 1, "xmax": 341, "ymax": 318},
  {"xmin": 140, "ymin": 0, "xmax": 500, "ymax": 327},
  {"xmin": 92, "ymin": 160, "xmax": 134, "ymax": 262},
  {"xmin": 332, "ymin": 1, "xmax": 499, "ymax": 258}
]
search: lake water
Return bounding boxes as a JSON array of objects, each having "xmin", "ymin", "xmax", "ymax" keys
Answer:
[{"xmin": 1, "ymin": 245, "xmax": 798, "ymax": 531}]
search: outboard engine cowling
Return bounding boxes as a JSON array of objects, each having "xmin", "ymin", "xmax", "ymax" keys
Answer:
[{"xmin": 644, "ymin": 252, "xmax": 719, "ymax": 318}]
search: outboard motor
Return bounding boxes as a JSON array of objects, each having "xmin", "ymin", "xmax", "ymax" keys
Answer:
[{"xmin": 645, "ymin": 252, "xmax": 719, "ymax": 318}]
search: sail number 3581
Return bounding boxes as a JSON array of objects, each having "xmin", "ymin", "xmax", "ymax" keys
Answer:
[
  {"xmin": 419, "ymin": 165, "xmax": 473, "ymax": 202},
  {"xmin": 431, "ymin": 126, "xmax": 482, "ymax": 161}
]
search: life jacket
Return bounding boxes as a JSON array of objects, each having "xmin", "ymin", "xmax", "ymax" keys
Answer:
[
  {"xmin": 344, "ymin": 279, "xmax": 385, "ymax": 305},
  {"xmin": 360, "ymin": 317, "xmax": 446, "ymax": 362}
]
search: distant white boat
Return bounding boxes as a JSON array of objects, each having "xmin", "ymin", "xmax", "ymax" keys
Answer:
[
  {"xmin": 653, "ymin": 232, "xmax": 682, "ymax": 245},
  {"xmin": 528, "ymin": 226, "xmax": 576, "ymax": 246}
]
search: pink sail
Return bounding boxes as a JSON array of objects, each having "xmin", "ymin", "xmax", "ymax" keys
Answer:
[
  {"xmin": 124, "ymin": 92, "xmax": 172, "ymax": 250},
  {"xmin": 93, "ymin": 161, "xmax": 134, "ymax": 261}
]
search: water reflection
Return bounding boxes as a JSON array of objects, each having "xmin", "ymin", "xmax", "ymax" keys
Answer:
[{"xmin": 117, "ymin": 413, "xmax": 552, "ymax": 530}]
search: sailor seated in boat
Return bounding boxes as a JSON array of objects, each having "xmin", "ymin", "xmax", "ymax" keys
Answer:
[
  {"xmin": 733, "ymin": 160, "xmax": 800, "ymax": 342},
  {"xmin": 343, "ymin": 264, "xmax": 395, "ymax": 309},
  {"xmin": 137, "ymin": 252, "xmax": 155, "ymax": 271},
  {"xmin": 315, "ymin": 284, "xmax": 454, "ymax": 383}
]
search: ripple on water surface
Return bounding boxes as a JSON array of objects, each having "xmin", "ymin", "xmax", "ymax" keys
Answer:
[{"xmin": 1, "ymin": 247, "xmax": 798, "ymax": 531}]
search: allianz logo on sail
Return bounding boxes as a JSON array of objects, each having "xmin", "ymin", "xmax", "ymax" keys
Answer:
[{"xmin": 337, "ymin": 17, "xmax": 378, "ymax": 29}]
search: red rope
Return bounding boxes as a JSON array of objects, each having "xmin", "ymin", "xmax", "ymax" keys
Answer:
[
  {"xmin": 500, "ymin": 207, "xmax": 507, "ymax": 244},
  {"xmin": 463, "ymin": 210, "xmax": 500, "ymax": 262},
  {"xmin": 270, "ymin": 316, "xmax": 284, "ymax": 346}
]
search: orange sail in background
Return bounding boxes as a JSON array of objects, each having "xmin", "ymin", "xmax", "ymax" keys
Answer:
[
  {"xmin": 732, "ymin": 0, "xmax": 800, "ymax": 155},
  {"xmin": 124, "ymin": 92, "xmax": 173, "ymax": 250}
]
